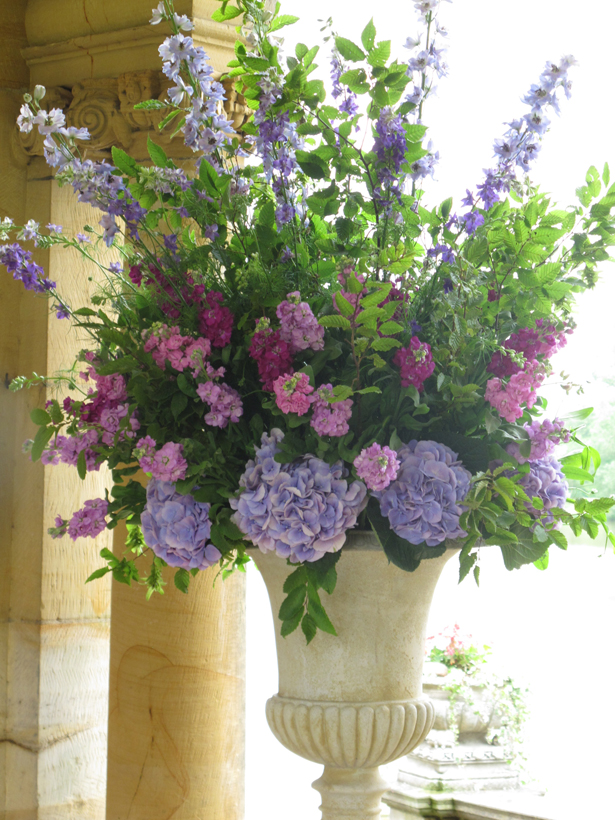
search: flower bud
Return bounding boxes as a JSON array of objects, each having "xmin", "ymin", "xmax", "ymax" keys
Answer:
[
  {"xmin": 23, "ymin": 93, "xmax": 32, "ymax": 103},
  {"xmin": 33, "ymin": 85, "xmax": 47, "ymax": 101}
]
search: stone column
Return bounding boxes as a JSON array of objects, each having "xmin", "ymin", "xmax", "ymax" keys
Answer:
[{"xmin": 1, "ymin": 2, "xmax": 246, "ymax": 818}]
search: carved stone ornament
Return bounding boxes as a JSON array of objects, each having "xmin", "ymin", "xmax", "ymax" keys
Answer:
[
  {"xmin": 266, "ymin": 696, "xmax": 435, "ymax": 769},
  {"xmin": 13, "ymin": 70, "xmax": 250, "ymax": 164}
]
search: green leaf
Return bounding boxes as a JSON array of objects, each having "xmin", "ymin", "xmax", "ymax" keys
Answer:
[
  {"xmin": 306, "ymin": 583, "xmax": 337, "ymax": 635},
  {"xmin": 278, "ymin": 586, "xmax": 306, "ymax": 621},
  {"xmin": 85, "ymin": 566, "xmax": 112, "ymax": 583},
  {"xmin": 95, "ymin": 357, "xmax": 139, "ymax": 376},
  {"xmin": 171, "ymin": 391, "xmax": 188, "ymax": 420},
  {"xmin": 48, "ymin": 400, "xmax": 63, "ymax": 424},
  {"xmin": 295, "ymin": 150, "xmax": 329, "ymax": 180},
  {"xmin": 147, "ymin": 135, "xmax": 169, "ymax": 167},
  {"xmin": 77, "ymin": 449, "xmax": 87, "ymax": 480},
  {"xmin": 335, "ymin": 37, "xmax": 365, "ymax": 62},
  {"xmin": 30, "ymin": 426, "xmax": 53, "ymax": 462},
  {"xmin": 283, "ymin": 566, "xmax": 308, "ymax": 594},
  {"xmin": 269, "ymin": 14, "xmax": 300, "ymax": 32},
  {"xmin": 199, "ymin": 159, "xmax": 220, "ymax": 195},
  {"xmin": 549, "ymin": 530, "xmax": 568, "ymax": 550},
  {"xmin": 378, "ymin": 321, "xmax": 403, "ymax": 335},
  {"xmin": 174, "ymin": 568, "xmax": 191, "ymax": 593},
  {"xmin": 30, "ymin": 408, "xmax": 50, "ymax": 426},
  {"xmin": 533, "ymin": 551, "xmax": 550, "ymax": 571},
  {"xmin": 335, "ymin": 291, "xmax": 355, "ymax": 317},
  {"xmin": 361, "ymin": 19, "xmax": 376, "ymax": 51},
  {"xmin": 281, "ymin": 609, "xmax": 303, "ymax": 637},
  {"xmin": 319, "ymin": 314, "xmax": 352, "ymax": 329},
  {"xmin": 244, "ymin": 56, "xmax": 270, "ymax": 71},
  {"xmin": 111, "ymin": 146, "xmax": 139, "ymax": 177},
  {"xmin": 367, "ymin": 41, "xmax": 391, "ymax": 68},
  {"xmin": 300, "ymin": 613, "xmax": 317, "ymax": 643},
  {"xmin": 561, "ymin": 465, "xmax": 594, "ymax": 483},
  {"xmin": 212, "ymin": 4, "xmax": 242, "ymax": 22},
  {"xmin": 371, "ymin": 337, "xmax": 402, "ymax": 351},
  {"xmin": 335, "ymin": 217, "xmax": 353, "ymax": 242}
]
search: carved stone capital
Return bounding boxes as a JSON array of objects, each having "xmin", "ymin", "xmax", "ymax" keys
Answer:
[
  {"xmin": 13, "ymin": 70, "xmax": 250, "ymax": 164},
  {"xmin": 265, "ymin": 696, "xmax": 435, "ymax": 769}
]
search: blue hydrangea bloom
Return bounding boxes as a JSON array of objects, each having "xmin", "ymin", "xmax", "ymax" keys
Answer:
[
  {"xmin": 230, "ymin": 429, "xmax": 368, "ymax": 563},
  {"xmin": 141, "ymin": 479, "xmax": 221, "ymax": 570},
  {"xmin": 372, "ymin": 439, "xmax": 472, "ymax": 547}
]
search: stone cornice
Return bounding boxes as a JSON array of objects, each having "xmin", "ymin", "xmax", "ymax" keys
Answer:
[{"xmin": 13, "ymin": 70, "xmax": 249, "ymax": 164}]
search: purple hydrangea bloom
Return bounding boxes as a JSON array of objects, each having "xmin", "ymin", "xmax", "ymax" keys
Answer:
[
  {"xmin": 516, "ymin": 457, "xmax": 568, "ymax": 527},
  {"xmin": 230, "ymin": 429, "xmax": 368, "ymax": 563},
  {"xmin": 141, "ymin": 479, "xmax": 222, "ymax": 571},
  {"xmin": 372, "ymin": 439, "xmax": 472, "ymax": 547}
]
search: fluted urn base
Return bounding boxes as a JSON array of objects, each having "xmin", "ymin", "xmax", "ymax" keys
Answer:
[
  {"xmin": 251, "ymin": 532, "xmax": 458, "ymax": 819},
  {"xmin": 266, "ymin": 696, "xmax": 435, "ymax": 769}
]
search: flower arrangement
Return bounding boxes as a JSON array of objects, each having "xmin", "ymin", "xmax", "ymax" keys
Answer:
[{"xmin": 4, "ymin": 0, "xmax": 615, "ymax": 642}]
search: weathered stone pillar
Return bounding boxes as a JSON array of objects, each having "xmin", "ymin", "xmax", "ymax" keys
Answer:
[{"xmin": 1, "ymin": 2, "xmax": 246, "ymax": 818}]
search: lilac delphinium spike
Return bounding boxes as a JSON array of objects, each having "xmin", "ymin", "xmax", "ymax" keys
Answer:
[
  {"xmin": 330, "ymin": 53, "xmax": 359, "ymax": 119},
  {"xmin": 461, "ymin": 54, "xmax": 578, "ymax": 233},
  {"xmin": 253, "ymin": 75, "xmax": 304, "ymax": 228}
]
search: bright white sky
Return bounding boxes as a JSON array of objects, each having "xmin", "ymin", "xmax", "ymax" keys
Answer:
[{"xmin": 246, "ymin": 3, "xmax": 615, "ymax": 818}]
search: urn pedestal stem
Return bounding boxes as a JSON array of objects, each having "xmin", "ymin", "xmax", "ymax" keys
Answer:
[
  {"xmin": 312, "ymin": 767, "xmax": 388, "ymax": 820},
  {"xmin": 251, "ymin": 532, "xmax": 458, "ymax": 820}
]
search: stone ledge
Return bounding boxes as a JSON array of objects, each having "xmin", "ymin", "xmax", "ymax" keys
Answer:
[{"xmin": 385, "ymin": 786, "xmax": 569, "ymax": 820}]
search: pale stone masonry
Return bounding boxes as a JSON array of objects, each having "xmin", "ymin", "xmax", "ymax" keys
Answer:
[{"xmin": 1, "ymin": 2, "xmax": 245, "ymax": 818}]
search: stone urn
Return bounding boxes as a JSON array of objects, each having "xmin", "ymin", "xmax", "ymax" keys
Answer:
[
  {"xmin": 251, "ymin": 530, "xmax": 457, "ymax": 819},
  {"xmin": 388, "ymin": 667, "xmax": 520, "ymax": 796}
]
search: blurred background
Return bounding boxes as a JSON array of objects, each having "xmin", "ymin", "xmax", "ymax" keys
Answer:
[{"xmin": 244, "ymin": 1, "xmax": 615, "ymax": 817}]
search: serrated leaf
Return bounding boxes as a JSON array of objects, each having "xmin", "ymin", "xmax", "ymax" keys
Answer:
[
  {"xmin": 306, "ymin": 583, "xmax": 337, "ymax": 635},
  {"xmin": 335, "ymin": 291, "xmax": 355, "ymax": 317},
  {"xmin": 278, "ymin": 586, "xmax": 306, "ymax": 621},
  {"xmin": 378, "ymin": 320, "xmax": 403, "ymax": 335},
  {"xmin": 283, "ymin": 566, "xmax": 308, "ymax": 594},
  {"xmin": 361, "ymin": 19, "xmax": 376, "ymax": 51},
  {"xmin": 111, "ymin": 146, "xmax": 139, "ymax": 177},
  {"xmin": 371, "ymin": 337, "xmax": 402, "ymax": 351},
  {"xmin": 281, "ymin": 609, "xmax": 303, "ymax": 637},
  {"xmin": 335, "ymin": 36, "xmax": 365, "ymax": 62},
  {"xmin": 300, "ymin": 613, "xmax": 317, "ymax": 643},
  {"xmin": 85, "ymin": 566, "xmax": 112, "ymax": 583},
  {"xmin": 174, "ymin": 568, "xmax": 191, "ymax": 593},
  {"xmin": 212, "ymin": 4, "xmax": 242, "ymax": 22},
  {"xmin": 319, "ymin": 314, "xmax": 352, "ymax": 329},
  {"xmin": 367, "ymin": 41, "xmax": 391, "ymax": 68},
  {"xmin": 269, "ymin": 14, "xmax": 300, "ymax": 32},
  {"xmin": 147, "ymin": 135, "xmax": 169, "ymax": 168}
]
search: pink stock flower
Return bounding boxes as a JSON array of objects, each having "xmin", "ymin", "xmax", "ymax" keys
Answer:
[
  {"xmin": 310, "ymin": 384, "xmax": 353, "ymax": 437},
  {"xmin": 273, "ymin": 372, "xmax": 314, "ymax": 415},
  {"xmin": 249, "ymin": 321, "xmax": 294, "ymax": 391},
  {"xmin": 66, "ymin": 498, "xmax": 108, "ymax": 541},
  {"xmin": 150, "ymin": 441, "xmax": 188, "ymax": 482},
  {"xmin": 198, "ymin": 290, "xmax": 234, "ymax": 347},
  {"xmin": 393, "ymin": 337, "xmax": 435, "ymax": 391},
  {"xmin": 485, "ymin": 360, "xmax": 546, "ymax": 423},
  {"xmin": 354, "ymin": 443, "xmax": 400, "ymax": 491},
  {"xmin": 276, "ymin": 292, "xmax": 324, "ymax": 353},
  {"xmin": 196, "ymin": 363, "xmax": 243, "ymax": 428}
]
